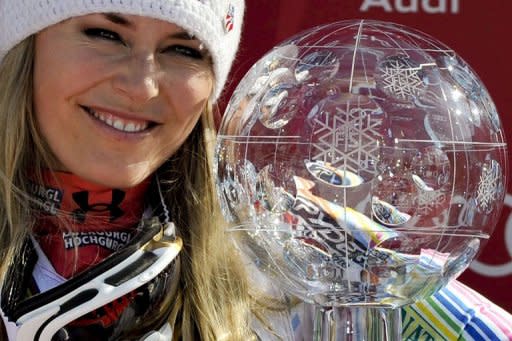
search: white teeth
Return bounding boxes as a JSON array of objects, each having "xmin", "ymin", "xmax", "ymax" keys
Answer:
[
  {"xmin": 89, "ymin": 108, "xmax": 148, "ymax": 132},
  {"xmin": 125, "ymin": 123, "xmax": 136, "ymax": 132},
  {"xmin": 113, "ymin": 120, "xmax": 124, "ymax": 130}
]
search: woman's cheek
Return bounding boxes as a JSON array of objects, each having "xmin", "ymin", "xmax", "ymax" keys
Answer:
[{"xmin": 167, "ymin": 72, "xmax": 213, "ymax": 114}]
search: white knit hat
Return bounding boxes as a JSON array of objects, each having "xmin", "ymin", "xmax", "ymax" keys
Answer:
[{"xmin": 0, "ymin": 0, "xmax": 245, "ymax": 100}]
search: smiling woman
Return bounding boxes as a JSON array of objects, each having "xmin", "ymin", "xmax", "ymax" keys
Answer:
[
  {"xmin": 33, "ymin": 14, "xmax": 214, "ymax": 188},
  {"xmin": 1, "ymin": 1, "xmax": 511, "ymax": 341},
  {"xmin": 0, "ymin": 1, "xmax": 255, "ymax": 340}
]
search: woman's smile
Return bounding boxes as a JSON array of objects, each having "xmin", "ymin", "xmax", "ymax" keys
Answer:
[
  {"xmin": 85, "ymin": 106, "xmax": 151, "ymax": 133},
  {"xmin": 81, "ymin": 105, "xmax": 155, "ymax": 133}
]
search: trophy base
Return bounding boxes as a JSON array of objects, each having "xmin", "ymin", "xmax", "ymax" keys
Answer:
[{"xmin": 313, "ymin": 305, "xmax": 401, "ymax": 341}]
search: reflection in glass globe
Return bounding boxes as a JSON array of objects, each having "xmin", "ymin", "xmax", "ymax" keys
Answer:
[{"xmin": 215, "ymin": 19, "xmax": 507, "ymax": 339}]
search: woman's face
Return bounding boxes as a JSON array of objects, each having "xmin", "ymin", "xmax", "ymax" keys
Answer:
[{"xmin": 34, "ymin": 14, "xmax": 213, "ymax": 188}]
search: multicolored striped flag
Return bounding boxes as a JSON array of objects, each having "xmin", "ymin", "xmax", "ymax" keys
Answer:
[{"xmin": 402, "ymin": 280, "xmax": 512, "ymax": 340}]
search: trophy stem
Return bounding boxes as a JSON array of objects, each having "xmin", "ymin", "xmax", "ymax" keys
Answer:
[{"xmin": 312, "ymin": 305, "xmax": 401, "ymax": 341}]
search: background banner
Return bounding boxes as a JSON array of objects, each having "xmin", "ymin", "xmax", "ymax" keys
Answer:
[{"xmin": 221, "ymin": 0, "xmax": 512, "ymax": 312}]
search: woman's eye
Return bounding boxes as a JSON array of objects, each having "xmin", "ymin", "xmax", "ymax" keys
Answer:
[
  {"xmin": 164, "ymin": 45, "xmax": 204, "ymax": 60},
  {"xmin": 83, "ymin": 28, "xmax": 123, "ymax": 43}
]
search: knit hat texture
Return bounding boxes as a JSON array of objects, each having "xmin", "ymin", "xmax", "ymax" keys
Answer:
[{"xmin": 0, "ymin": 0, "xmax": 245, "ymax": 100}]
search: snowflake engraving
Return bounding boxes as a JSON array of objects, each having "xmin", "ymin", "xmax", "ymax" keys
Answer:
[
  {"xmin": 416, "ymin": 189, "xmax": 445, "ymax": 215},
  {"xmin": 476, "ymin": 160, "xmax": 502, "ymax": 213},
  {"xmin": 377, "ymin": 55, "xmax": 426, "ymax": 101},
  {"xmin": 310, "ymin": 103, "xmax": 382, "ymax": 176}
]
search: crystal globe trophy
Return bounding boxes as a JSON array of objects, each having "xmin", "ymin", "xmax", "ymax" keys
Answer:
[{"xmin": 214, "ymin": 20, "xmax": 507, "ymax": 340}]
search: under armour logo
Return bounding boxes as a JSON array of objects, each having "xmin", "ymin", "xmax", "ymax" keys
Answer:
[{"xmin": 72, "ymin": 190, "xmax": 125, "ymax": 223}]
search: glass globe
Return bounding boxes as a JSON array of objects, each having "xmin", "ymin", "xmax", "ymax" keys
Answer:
[{"xmin": 215, "ymin": 19, "xmax": 507, "ymax": 309}]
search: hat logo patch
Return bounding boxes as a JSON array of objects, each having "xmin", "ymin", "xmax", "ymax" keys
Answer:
[{"xmin": 224, "ymin": 4, "xmax": 235, "ymax": 33}]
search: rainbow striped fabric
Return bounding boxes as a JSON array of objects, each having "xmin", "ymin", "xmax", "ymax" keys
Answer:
[{"xmin": 402, "ymin": 280, "xmax": 512, "ymax": 340}]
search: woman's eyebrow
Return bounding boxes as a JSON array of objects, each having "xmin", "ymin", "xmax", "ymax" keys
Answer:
[
  {"xmin": 169, "ymin": 31, "xmax": 197, "ymax": 40},
  {"xmin": 102, "ymin": 13, "xmax": 197, "ymax": 41},
  {"xmin": 103, "ymin": 13, "xmax": 132, "ymax": 27}
]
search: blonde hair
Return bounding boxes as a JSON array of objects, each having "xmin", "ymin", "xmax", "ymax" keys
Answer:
[
  {"xmin": 161, "ymin": 105, "xmax": 257, "ymax": 340},
  {"xmin": 0, "ymin": 37, "xmax": 258, "ymax": 340},
  {"xmin": 0, "ymin": 36, "xmax": 57, "ymax": 273}
]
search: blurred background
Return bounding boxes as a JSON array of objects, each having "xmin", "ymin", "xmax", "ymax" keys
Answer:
[{"xmin": 218, "ymin": 0, "xmax": 512, "ymax": 312}]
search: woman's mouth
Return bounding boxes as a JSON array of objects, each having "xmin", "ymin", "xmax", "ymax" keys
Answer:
[{"xmin": 81, "ymin": 106, "xmax": 156, "ymax": 133}]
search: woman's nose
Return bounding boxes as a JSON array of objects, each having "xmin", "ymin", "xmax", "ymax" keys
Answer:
[{"xmin": 112, "ymin": 54, "xmax": 159, "ymax": 103}]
